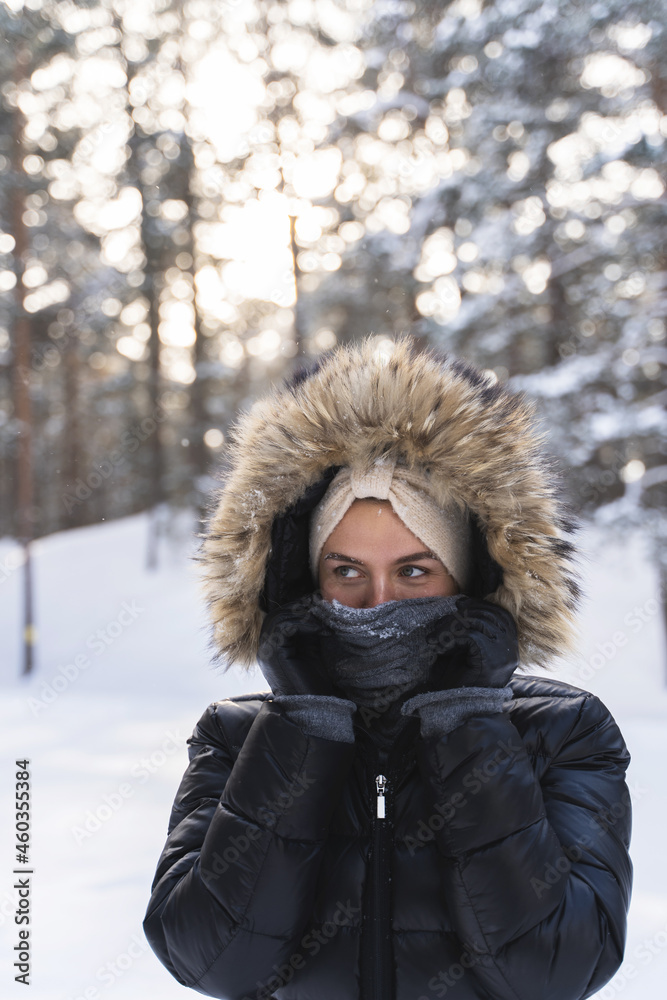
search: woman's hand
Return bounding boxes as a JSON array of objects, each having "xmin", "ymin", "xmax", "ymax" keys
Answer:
[
  {"xmin": 257, "ymin": 598, "xmax": 349, "ymax": 698},
  {"xmin": 421, "ymin": 596, "xmax": 519, "ymax": 691}
]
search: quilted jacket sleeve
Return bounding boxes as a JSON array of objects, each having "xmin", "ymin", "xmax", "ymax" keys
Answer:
[
  {"xmin": 143, "ymin": 697, "xmax": 356, "ymax": 999},
  {"xmin": 417, "ymin": 690, "xmax": 632, "ymax": 1000}
]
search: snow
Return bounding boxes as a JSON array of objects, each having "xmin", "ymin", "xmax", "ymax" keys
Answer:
[
  {"xmin": 0, "ymin": 509, "xmax": 665, "ymax": 999},
  {"xmin": 510, "ymin": 352, "xmax": 609, "ymax": 398}
]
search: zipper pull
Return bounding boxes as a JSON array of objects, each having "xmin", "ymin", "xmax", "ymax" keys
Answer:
[{"xmin": 376, "ymin": 774, "xmax": 388, "ymax": 819}]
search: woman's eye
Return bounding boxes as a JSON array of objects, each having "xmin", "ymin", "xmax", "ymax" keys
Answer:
[
  {"xmin": 401, "ymin": 565, "xmax": 426, "ymax": 578},
  {"xmin": 335, "ymin": 565, "xmax": 362, "ymax": 579}
]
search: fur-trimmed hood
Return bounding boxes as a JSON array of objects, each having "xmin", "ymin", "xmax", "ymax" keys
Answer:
[{"xmin": 196, "ymin": 336, "xmax": 581, "ymax": 672}]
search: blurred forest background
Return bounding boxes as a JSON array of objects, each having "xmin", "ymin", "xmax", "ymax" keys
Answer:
[{"xmin": 1, "ymin": 0, "xmax": 666, "ymax": 659}]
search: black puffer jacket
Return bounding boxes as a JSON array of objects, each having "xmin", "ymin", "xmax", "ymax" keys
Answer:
[{"xmin": 143, "ymin": 339, "xmax": 632, "ymax": 1000}]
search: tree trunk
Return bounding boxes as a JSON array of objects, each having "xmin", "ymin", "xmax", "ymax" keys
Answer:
[
  {"xmin": 289, "ymin": 214, "xmax": 304, "ymax": 358},
  {"xmin": 62, "ymin": 335, "xmax": 83, "ymax": 528},
  {"xmin": 11, "ymin": 45, "xmax": 36, "ymax": 675}
]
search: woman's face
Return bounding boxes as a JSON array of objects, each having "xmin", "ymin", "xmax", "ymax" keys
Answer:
[{"xmin": 318, "ymin": 499, "xmax": 459, "ymax": 607}]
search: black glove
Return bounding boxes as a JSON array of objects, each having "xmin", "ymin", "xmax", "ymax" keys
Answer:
[
  {"xmin": 257, "ymin": 597, "xmax": 349, "ymax": 698},
  {"xmin": 419, "ymin": 595, "xmax": 519, "ymax": 692}
]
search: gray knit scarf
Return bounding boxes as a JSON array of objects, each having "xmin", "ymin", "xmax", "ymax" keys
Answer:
[{"xmin": 308, "ymin": 591, "xmax": 459, "ymax": 713}]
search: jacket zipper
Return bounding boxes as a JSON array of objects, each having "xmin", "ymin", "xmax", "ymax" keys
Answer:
[
  {"xmin": 370, "ymin": 748, "xmax": 391, "ymax": 1000},
  {"xmin": 375, "ymin": 774, "xmax": 387, "ymax": 818},
  {"xmin": 359, "ymin": 721, "xmax": 417, "ymax": 1000}
]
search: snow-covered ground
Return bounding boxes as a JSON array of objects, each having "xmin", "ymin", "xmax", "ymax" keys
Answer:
[{"xmin": 0, "ymin": 509, "xmax": 665, "ymax": 1000}]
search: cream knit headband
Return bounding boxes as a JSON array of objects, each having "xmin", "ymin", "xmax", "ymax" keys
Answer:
[{"xmin": 309, "ymin": 455, "xmax": 472, "ymax": 592}]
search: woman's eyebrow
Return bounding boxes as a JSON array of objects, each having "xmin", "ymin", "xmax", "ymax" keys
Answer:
[
  {"xmin": 323, "ymin": 552, "xmax": 364, "ymax": 565},
  {"xmin": 323, "ymin": 551, "xmax": 438, "ymax": 566},
  {"xmin": 395, "ymin": 551, "xmax": 438, "ymax": 565}
]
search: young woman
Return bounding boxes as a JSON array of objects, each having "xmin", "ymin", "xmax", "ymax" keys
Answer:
[{"xmin": 143, "ymin": 337, "xmax": 632, "ymax": 1000}]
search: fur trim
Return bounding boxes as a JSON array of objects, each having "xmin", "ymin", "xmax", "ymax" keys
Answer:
[{"xmin": 195, "ymin": 336, "xmax": 582, "ymax": 671}]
